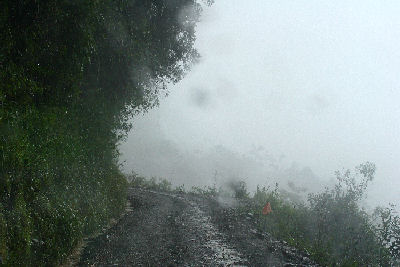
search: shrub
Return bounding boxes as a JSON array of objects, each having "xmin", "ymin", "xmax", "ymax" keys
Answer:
[
  {"xmin": 228, "ymin": 180, "xmax": 250, "ymax": 199},
  {"xmin": 251, "ymin": 163, "xmax": 397, "ymax": 266},
  {"xmin": 374, "ymin": 204, "xmax": 400, "ymax": 265},
  {"xmin": 190, "ymin": 184, "xmax": 219, "ymax": 198},
  {"xmin": 128, "ymin": 173, "xmax": 172, "ymax": 192}
]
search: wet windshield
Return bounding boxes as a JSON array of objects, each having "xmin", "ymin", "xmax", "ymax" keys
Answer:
[{"xmin": 1, "ymin": 1, "xmax": 399, "ymax": 266}]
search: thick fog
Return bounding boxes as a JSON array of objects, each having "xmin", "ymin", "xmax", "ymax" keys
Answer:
[{"xmin": 120, "ymin": 1, "xmax": 400, "ymax": 207}]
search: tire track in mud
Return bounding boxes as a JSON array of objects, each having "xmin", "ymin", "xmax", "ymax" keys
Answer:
[
  {"xmin": 170, "ymin": 193, "xmax": 248, "ymax": 266},
  {"xmin": 187, "ymin": 204, "xmax": 246, "ymax": 265}
]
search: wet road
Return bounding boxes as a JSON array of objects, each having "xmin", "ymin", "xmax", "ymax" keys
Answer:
[{"xmin": 77, "ymin": 188, "xmax": 318, "ymax": 266}]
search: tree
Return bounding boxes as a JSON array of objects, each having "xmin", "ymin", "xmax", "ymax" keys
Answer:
[{"xmin": 0, "ymin": 0, "xmax": 206, "ymax": 265}]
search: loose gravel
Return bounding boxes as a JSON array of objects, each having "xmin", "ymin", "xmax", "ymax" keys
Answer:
[{"xmin": 77, "ymin": 188, "xmax": 320, "ymax": 266}]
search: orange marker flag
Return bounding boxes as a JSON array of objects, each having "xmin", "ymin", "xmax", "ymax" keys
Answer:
[{"xmin": 262, "ymin": 202, "xmax": 272, "ymax": 215}]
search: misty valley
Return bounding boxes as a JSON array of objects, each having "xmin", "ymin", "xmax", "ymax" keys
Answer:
[{"xmin": 1, "ymin": 0, "xmax": 400, "ymax": 266}]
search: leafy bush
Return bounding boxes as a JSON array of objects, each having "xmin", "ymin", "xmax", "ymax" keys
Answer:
[
  {"xmin": 374, "ymin": 204, "xmax": 400, "ymax": 264},
  {"xmin": 228, "ymin": 180, "xmax": 250, "ymax": 199},
  {"xmin": 249, "ymin": 163, "xmax": 399, "ymax": 266},
  {"xmin": 190, "ymin": 184, "xmax": 219, "ymax": 197},
  {"xmin": 174, "ymin": 184, "xmax": 186, "ymax": 194},
  {"xmin": 127, "ymin": 173, "xmax": 173, "ymax": 192},
  {"xmin": 252, "ymin": 184, "xmax": 310, "ymax": 249}
]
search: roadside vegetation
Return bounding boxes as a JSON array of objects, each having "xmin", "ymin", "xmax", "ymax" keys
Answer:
[
  {"xmin": 0, "ymin": 1, "xmax": 205, "ymax": 265},
  {"xmin": 128, "ymin": 162, "xmax": 400, "ymax": 266},
  {"xmin": 249, "ymin": 162, "xmax": 400, "ymax": 266}
]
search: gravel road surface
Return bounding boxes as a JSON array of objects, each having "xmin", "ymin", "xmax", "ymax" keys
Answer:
[{"xmin": 77, "ymin": 188, "xmax": 319, "ymax": 266}]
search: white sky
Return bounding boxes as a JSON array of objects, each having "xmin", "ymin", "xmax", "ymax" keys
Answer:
[{"xmin": 122, "ymin": 0, "xmax": 400, "ymax": 206}]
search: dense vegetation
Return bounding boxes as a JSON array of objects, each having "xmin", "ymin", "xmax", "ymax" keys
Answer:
[
  {"xmin": 249, "ymin": 162, "xmax": 400, "ymax": 266},
  {"xmin": 129, "ymin": 163, "xmax": 400, "ymax": 266},
  {"xmin": 0, "ymin": 0, "xmax": 206, "ymax": 265}
]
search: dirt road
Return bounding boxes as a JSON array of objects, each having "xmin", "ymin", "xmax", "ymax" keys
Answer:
[{"xmin": 77, "ymin": 188, "xmax": 318, "ymax": 266}]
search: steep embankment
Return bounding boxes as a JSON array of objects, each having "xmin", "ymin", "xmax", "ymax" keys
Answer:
[{"xmin": 1, "ymin": 1, "xmax": 204, "ymax": 265}]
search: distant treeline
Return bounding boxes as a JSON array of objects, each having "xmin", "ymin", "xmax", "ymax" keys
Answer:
[{"xmin": 0, "ymin": 0, "xmax": 204, "ymax": 265}]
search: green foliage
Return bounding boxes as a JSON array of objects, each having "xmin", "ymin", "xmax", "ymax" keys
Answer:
[
  {"xmin": 374, "ymin": 204, "xmax": 400, "ymax": 263},
  {"xmin": 249, "ymin": 163, "xmax": 398, "ymax": 266},
  {"xmin": 127, "ymin": 173, "xmax": 173, "ymax": 192},
  {"xmin": 7, "ymin": 193, "xmax": 32, "ymax": 265},
  {"xmin": 228, "ymin": 180, "xmax": 250, "ymax": 199},
  {"xmin": 174, "ymin": 184, "xmax": 186, "ymax": 194},
  {"xmin": 189, "ymin": 179, "xmax": 250, "ymax": 199},
  {"xmin": 305, "ymin": 163, "xmax": 386, "ymax": 266},
  {"xmin": 253, "ymin": 184, "xmax": 310, "ymax": 249},
  {"xmin": 190, "ymin": 185, "xmax": 219, "ymax": 197},
  {"xmin": 0, "ymin": 0, "xmax": 202, "ymax": 265}
]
